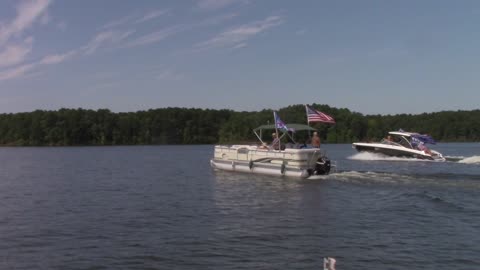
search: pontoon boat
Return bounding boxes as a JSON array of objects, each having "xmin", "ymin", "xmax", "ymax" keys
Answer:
[{"xmin": 210, "ymin": 124, "xmax": 333, "ymax": 178}]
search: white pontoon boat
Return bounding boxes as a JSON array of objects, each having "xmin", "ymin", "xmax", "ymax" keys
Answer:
[{"xmin": 210, "ymin": 124, "xmax": 333, "ymax": 178}]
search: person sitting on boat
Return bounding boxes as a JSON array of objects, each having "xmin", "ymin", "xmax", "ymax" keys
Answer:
[
  {"xmin": 417, "ymin": 141, "xmax": 432, "ymax": 155},
  {"xmin": 271, "ymin": 133, "xmax": 282, "ymax": 150},
  {"xmin": 298, "ymin": 140, "xmax": 307, "ymax": 149},
  {"xmin": 312, "ymin": 132, "xmax": 321, "ymax": 148},
  {"xmin": 382, "ymin": 135, "xmax": 395, "ymax": 145},
  {"xmin": 258, "ymin": 142, "xmax": 268, "ymax": 149},
  {"xmin": 284, "ymin": 130, "xmax": 296, "ymax": 149}
]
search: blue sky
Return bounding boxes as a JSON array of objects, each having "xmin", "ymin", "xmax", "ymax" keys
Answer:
[{"xmin": 1, "ymin": 0, "xmax": 480, "ymax": 115}]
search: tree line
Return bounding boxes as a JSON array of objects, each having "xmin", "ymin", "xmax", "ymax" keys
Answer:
[{"xmin": 0, "ymin": 104, "xmax": 478, "ymax": 146}]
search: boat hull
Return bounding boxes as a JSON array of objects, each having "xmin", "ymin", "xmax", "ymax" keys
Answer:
[
  {"xmin": 352, "ymin": 142, "xmax": 444, "ymax": 161},
  {"xmin": 210, "ymin": 145, "xmax": 332, "ymax": 178},
  {"xmin": 210, "ymin": 159, "xmax": 311, "ymax": 178}
]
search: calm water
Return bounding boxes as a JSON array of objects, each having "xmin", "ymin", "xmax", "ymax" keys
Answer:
[{"xmin": 0, "ymin": 144, "xmax": 479, "ymax": 269}]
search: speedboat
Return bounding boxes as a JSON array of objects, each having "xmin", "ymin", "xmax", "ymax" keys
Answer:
[
  {"xmin": 352, "ymin": 130, "xmax": 445, "ymax": 161},
  {"xmin": 210, "ymin": 124, "xmax": 333, "ymax": 178}
]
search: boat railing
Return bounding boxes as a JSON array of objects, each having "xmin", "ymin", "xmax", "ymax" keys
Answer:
[{"xmin": 215, "ymin": 145, "xmax": 330, "ymax": 166}]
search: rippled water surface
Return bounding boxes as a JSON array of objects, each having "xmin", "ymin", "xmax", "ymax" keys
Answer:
[{"xmin": 0, "ymin": 144, "xmax": 479, "ymax": 269}]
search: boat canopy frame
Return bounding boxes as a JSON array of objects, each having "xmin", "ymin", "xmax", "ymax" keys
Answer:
[
  {"xmin": 253, "ymin": 123, "xmax": 316, "ymax": 145},
  {"xmin": 389, "ymin": 134, "xmax": 415, "ymax": 149},
  {"xmin": 388, "ymin": 131, "xmax": 437, "ymax": 145}
]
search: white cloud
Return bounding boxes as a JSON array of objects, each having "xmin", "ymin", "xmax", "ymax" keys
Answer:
[
  {"xmin": 83, "ymin": 30, "xmax": 135, "ymax": 55},
  {"xmin": 40, "ymin": 50, "xmax": 77, "ymax": 65},
  {"xmin": 98, "ymin": 10, "xmax": 238, "ymax": 51},
  {"xmin": 100, "ymin": 9, "xmax": 169, "ymax": 30},
  {"xmin": 231, "ymin": 42, "xmax": 247, "ymax": 50},
  {"xmin": 0, "ymin": 48, "xmax": 77, "ymax": 81},
  {"xmin": 0, "ymin": 62, "xmax": 35, "ymax": 81},
  {"xmin": 124, "ymin": 25, "xmax": 185, "ymax": 48},
  {"xmin": 0, "ymin": 0, "xmax": 52, "ymax": 44},
  {"xmin": 0, "ymin": 36, "xmax": 34, "ymax": 68},
  {"xmin": 99, "ymin": 13, "xmax": 138, "ymax": 30},
  {"xmin": 135, "ymin": 9, "xmax": 169, "ymax": 24},
  {"xmin": 0, "ymin": 1, "xmax": 52, "ymax": 78},
  {"xmin": 194, "ymin": 15, "xmax": 284, "ymax": 50},
  {"xmin": 0, "ymin": 3, "xmax": 258, "ymax": 82}
]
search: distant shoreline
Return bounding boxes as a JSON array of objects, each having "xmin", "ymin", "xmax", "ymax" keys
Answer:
[{"xmin": 0, "ymin": 105, "xmax": 478, "ymax": 146}]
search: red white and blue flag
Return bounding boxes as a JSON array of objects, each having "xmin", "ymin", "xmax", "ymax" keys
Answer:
[{"xmin": 305, "ymin": 104, "xmax": 335, "ymax": 124}]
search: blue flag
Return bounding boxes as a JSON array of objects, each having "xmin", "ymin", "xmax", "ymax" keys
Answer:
[
  {"xmin": 412, "ymin": 133, "xmax": 436, "ymax": 144},
  {"xmin": 274, "ymin": 111, "xmax": 288, "ymax": 131}
]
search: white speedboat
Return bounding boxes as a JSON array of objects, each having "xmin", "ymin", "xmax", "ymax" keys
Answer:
[
  {"xmin": 352, "ymin": 130, "xmax": 445, "ymax": 161},
  {"xmin": 210, "ymin": 124, "xmax": 333, "ymax": 178}
]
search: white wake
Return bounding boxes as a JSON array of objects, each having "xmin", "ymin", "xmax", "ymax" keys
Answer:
[
  {"xmin": 347, "ymin": 152, "xmax": 418, "ymax": 162},
  {"xmin": 458, "ymin": 156, "xmax": 480, "ymax": 164}
]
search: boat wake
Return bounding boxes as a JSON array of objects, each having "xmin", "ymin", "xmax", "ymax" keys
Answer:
[
  {"xmin": 409, "ymin": 190, "xmax": 465, "ymax": 210},
  {"xmin": 349, "ymin": 152, "xmax": 480, "ymax": 164},
  {"xmin": 457, "ymin": 155, "xmax": 480, "ymax": 164},
  {"xmin": 328, "ymin": 170, "xmax": 480, "ymax": 189},
  {"xmin": 332, "ymin": 170, "xmax": 416, "ymax": 183}
]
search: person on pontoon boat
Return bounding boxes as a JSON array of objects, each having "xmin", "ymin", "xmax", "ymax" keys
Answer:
[
  {"xmin": 312, "ymin": 131, "xmax": 321, "ymax": 148},
  {"xmin": 271, "ymin": 133, "xmax": 282, "ymax": 150}
]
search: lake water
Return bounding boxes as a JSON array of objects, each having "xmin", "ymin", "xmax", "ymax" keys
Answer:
[{"xmin": 0, "ymin": 144, "xmax": 479, "ymax": 269}]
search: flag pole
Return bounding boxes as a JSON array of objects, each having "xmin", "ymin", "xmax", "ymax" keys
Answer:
[
  {"xmin": 305, "ymin": 104, "xmax": 310, "ymax": 126},
  {"xmin": 273, "ymin": 111, "xmax": 280, "ymax": 150},
  {"xmin": 305, "ymin": 104, "xmax": 312, "ymax": 138}
]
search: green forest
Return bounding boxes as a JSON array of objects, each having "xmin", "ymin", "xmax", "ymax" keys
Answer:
[{"xmin": 0, "ymin": 104, "xmax": 479, "ymax": 146}]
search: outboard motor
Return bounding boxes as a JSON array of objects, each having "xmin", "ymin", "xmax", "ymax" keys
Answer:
[{"xmin": 315, "ymin": 156, "xmax": 331, "ymax": 175}]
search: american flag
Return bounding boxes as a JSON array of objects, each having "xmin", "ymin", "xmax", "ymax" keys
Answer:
[{"xmin": 305, "ymin": 104, "xmax": 335, "ymax": 124}]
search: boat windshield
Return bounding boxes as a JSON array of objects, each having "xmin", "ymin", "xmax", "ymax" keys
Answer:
[
  {"xmin": 397, "ymin": 136, "xmax": 413, "ymax": 148},
  {"xmin": 382, "ymin": 135, "xmax": 413, "ymax": 149}
]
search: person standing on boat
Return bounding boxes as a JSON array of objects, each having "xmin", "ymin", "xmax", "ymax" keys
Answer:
[
  {"xmin": 271, "ymin": 133, "xmax": 281, "ymax": 150},
  {"xmin": 312, "ymin": 131, "xmax": 321, "ymax": 148}
]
